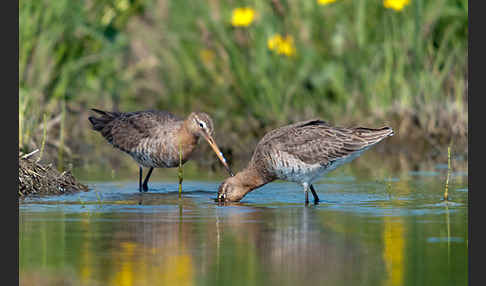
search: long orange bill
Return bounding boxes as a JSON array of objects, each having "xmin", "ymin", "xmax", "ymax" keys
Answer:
[{"xmin": 203, "ymin": 134, "xmax": 234, "ymax": 177}]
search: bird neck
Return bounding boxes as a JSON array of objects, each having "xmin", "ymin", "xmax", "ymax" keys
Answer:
[
  {"xmin": 176, "ymin": 122, "xmax": 199, "ymax": 159},
  {"xmin": 234, "ymin": 166, "xmax": 269, "ymax": 194},
  {"xmin": 181, "ymin": 119, "xmax": 196, "ymax": 137},
  {"xmin": 178, "ymin": 119, "xmax": 197, "ymax": 139}
]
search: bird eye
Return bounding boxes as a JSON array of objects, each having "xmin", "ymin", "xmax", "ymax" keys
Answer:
[{"xmin": 199, "ymin": 121, "xmax": 205, "ymax": 129}]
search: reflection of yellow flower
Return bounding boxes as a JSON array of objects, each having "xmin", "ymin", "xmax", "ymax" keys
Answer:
[
  {"xmin": 231, "ymin": 7, "xmax": 255, "ymax": 27},
  {"xmin": 161, "ymin": 254, "xmax": 194, "ymax": 286},
  {"xmin": 383, "ymin": 218, "xmax": 405, "ymax": 286},
  {"xmin": 384, "ymin": 0, "xmax": 410, "ymax": 11},
  {"xmin": 317, "ymin": 0, "xmax": 337, "ymax": 5},
  {"xmin": 267, "ymin": 34, "xmax": 296, "ymax": 57}
]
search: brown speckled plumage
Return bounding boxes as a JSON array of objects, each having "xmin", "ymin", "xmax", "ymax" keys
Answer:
[
  {"xmin": 218, "ymin": 119, "xmax": 394, "ymax": 204},
  {"xmin": 89, "ymin": 108, "xmax": 232, "ymax": 191}
]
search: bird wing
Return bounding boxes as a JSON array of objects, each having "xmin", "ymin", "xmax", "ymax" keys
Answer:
[
  {"xmin": 257, "ymin": 119, "xmax": 328, "ymax": 146},
  {"xmin": 94, "ymin": 110, "xmax": 181, "ymax": 152},
  {"xmin": 264, "ymin": 120, "xmax": 393, "ymax": 166}
]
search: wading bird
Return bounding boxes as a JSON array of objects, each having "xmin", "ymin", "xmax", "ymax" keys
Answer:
[
  {"xmin": 217, "ymin": 119, "xmax": 393, "ymax": 204},
  {"xmin": 88, "ymin": 109, "xmax": 233, "ymax": 192}
]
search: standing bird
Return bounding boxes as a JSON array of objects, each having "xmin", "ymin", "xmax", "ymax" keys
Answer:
[
  {"xmin": 217, "ymin": 119, "xmax": 394, "ymax": 204},
  {"xmin": 88, "ymin": 109, "xmax": 233, "ymax": 192}
]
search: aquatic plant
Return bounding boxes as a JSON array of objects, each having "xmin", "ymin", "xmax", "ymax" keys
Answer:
[{"xmin": 444, "ymin": 145, "xmax": 452, "ymax": 201}]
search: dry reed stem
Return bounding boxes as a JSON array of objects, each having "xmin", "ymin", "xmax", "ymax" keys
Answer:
[{"xmin": 444, "ymin": 146, "xmax": 451, "ymax": 201}]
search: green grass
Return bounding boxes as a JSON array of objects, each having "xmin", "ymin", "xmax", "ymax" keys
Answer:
[
  {"xmin": 19, "ymin": 0, "xmax": 145, "ymax": 154},
  {"xmin": 19, "ymin": 0, "xmax": 468, "ymax": 172},
  {"xmin": 149, "ymin": 0, "xmax": 467, "ymax": 120}
]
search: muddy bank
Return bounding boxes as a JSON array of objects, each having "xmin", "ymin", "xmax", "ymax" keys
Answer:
[{"xmin": 19, "ymin": 151, "xmax": 89, "ymax": 197}]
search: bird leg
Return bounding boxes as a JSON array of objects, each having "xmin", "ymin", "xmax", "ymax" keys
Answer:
[
  {"xmin": 178, "ymin": 141, "xmax": 183, "ymax": 198},
  {"xmin": 304, "ymin": 183, "xmax": 309, "ymax": 205},
  {"xmin": 139, "ymin": 167, "xmax": 143, "ymax": 192},
  {"xmin": 310, "ymin": 184, "xmax": 320, "ymax": 204},
  {"xmin": 178, "ymin": 166, "xmax": 183, "ymax": 197},
  {"xmin": 142, "ymin": 167, "xmax": 154, "ymax": 192}
]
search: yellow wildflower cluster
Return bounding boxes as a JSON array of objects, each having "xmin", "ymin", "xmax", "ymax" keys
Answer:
[
  {"xmin": 267, "ymin": 34, "xmax": 296, "ymax": 57},
  {"xmin": 317, "ymin": 0, "xmax": 338, "ymax": 5},
  {"xmin": 383, "ymin": 0, "xmax": 410, "ymax": 11},
  {"xmin": 231, "ymin": 7, "xmax": 255, "ymax": 27}
]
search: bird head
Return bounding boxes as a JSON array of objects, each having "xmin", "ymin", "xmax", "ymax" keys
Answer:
[{"xmin": 186, "ymin": 112, "xmax": 234, "ymax": 176}]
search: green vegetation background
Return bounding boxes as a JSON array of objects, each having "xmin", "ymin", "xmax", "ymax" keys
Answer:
[{"xmin": 19, "ymin": 0, "xmax": 468, "ymax": 178}]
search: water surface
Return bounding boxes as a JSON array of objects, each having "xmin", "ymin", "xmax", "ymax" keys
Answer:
[{"xmin": 19, "ymin": 163, "xmax": 468, "ymax": 286}]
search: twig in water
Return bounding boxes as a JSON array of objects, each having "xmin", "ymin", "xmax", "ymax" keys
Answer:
[
  {"xmin": 78, "ymin": 195, "xmax": 86, "ymax": 208},
  {"xmin": 444, "ymin": 146, "xmax": 451, "ymax": 201},
  {"xmin": 385, "ymin": 178, "xmax": 393, "ymax": 200},
  {"xmin": 95, "ymin": 190, "xmax": 103, "ymax": 206}
]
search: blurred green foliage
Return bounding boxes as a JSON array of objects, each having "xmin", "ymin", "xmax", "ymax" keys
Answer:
[
  {"xmin": 19, "ymin": 0, "xmax": 468, "ymax": 170},
  {"xmin": 19, "ymin": 0, "xmax": 146, "ymax": 152},
  {"xmin": 149, "ymin": 0, "xmax": 467, "ymax": 125}
]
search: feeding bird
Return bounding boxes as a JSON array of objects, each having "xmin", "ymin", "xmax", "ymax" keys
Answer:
[
  {"xmin": 217, "ymin": 119, "xmax": 394, "ymax": 204},
  {"xmin": 88, "ymin": 109, "xmax": 233, "ymax": 192}
]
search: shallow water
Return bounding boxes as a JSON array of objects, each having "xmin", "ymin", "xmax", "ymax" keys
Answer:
[{"xmin": 19, "ymin": 163, "xmax": 468, "ymax": 286}]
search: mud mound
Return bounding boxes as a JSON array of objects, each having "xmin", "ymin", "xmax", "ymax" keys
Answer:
[{"xmin": 19, "ymin": 151, "xmax": 89, "ymax": 197}]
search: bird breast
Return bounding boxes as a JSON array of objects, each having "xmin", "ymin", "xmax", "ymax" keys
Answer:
[
  {"xmin": 129, "ymin": 125, "xmax": 198, "ymax": 168},
  {"xmin": 266, "ymin": 147, "xmax": 368, "ymax": 184}
]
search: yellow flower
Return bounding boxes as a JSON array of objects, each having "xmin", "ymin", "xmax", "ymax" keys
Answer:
[
  {"xmin": 199, "ymin": 49, "xmax": 215, "ymax": 65},
  {"xmin": 267, "ymin": 34, "xmax": 296, "ymax": 57},
  {"xmin": 277, "ymin": 36, "xmax": 296, "ymax": 56},
  {"xmin": 317, "ymin": 0, "xmax": 338, "ymax": 5},
  {"xmin": 231, "ymin": 7, "xmax": 255, "ymax": 27},
  {"xmin": 267, "ymin": 34, "xmax": 283, "ymax": 51},
  {"xmin": 383, "ymin": 0, "xmax": 410, "ymax": 11}
]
